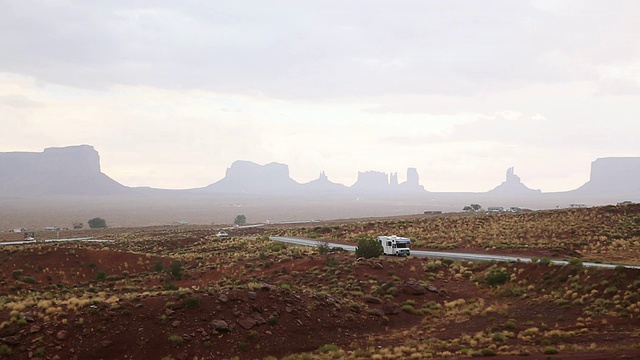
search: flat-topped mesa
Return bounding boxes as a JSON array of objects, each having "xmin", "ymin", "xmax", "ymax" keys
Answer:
[
  {"xmin": 205, "ymin": 160, "xmax": 301, "ymax": 195},
  {"xmin": 576, "ymin": 157, "xmax": 640, "ymax": 195},
  {"xmin": 488, "ymin": 167, "xmax": 541, "ymax": 196},
  {"xmin": 0, "ymin": 145, "xmax": 126, "ymax": 196},
  {"xmin": 350, "ymin": 168, "xmax": 427, "ymax": 194},
  {"xmin": 351, "ymin": 171, "xmax": 391, "ymax": 192}
]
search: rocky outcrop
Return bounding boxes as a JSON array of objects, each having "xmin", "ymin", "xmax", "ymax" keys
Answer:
[
  {"xmin": 301, "ymin": 171, "xmax": 348, "ymax": 194},
  {"xmin": 575, "ymin": 157, "xmax": 640, "ymax": 196},
  {"xmin": 487, "ymin": 167, "xmax": 541, "ymax": 196},
  {"xmin": 351, "ymin": 168, "xmax": 427, "ymax": 194},
  {"xmin": 351, "ymin": 171, "xmax": 390, "ymax": 192},
  {"xmin": 0, "ymin": 145, "xmax": 127, "ymax": 197},
  {"xmin": 204, "ymin": 160, "xmax": 301, "ymax": 195}
]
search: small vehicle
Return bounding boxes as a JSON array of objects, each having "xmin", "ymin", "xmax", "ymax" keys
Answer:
[
  {"xmin": 377, "ymin": 235, "xmax": 411, "ymax": 256},
  {"xmin": 216, "ymin": 232, "xmax": 229, "ymax": 238}
]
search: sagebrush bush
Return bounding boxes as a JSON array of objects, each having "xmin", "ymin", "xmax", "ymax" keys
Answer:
[{"xmin": 355, "ymin": 236, "xmax": 383, "ymax": 259}]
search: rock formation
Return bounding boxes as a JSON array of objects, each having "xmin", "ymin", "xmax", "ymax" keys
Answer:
[
  {"xmin": 488, "ymin": 167, "xmax": 541, "ymax": 196},
  {"xmin": 204, "ymin": 160, "xmax": 301, "ymax": 195},
  {"xmin": 302, "ymin": 171, "xmax": 348, "ymax": 194},
  {"xmin": 398, "ymin": 168, "xmax": 426, "ymax": 193},
  {"xmin": 350, "ymin": 171, "xmax": 391, "ymax": 192},
  {"xmin": 575, "ymin": 157, "xmax": 640, "ymax": 195},
  {"xmin": 0, "ymin": 145, "xmax": 126, "ymax": 196}
]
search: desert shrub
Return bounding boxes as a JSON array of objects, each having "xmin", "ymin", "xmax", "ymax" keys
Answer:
[
  {"xmin": 169, "ymin": 261, "xmax": 182, "ymax": 280},
  {"xmin": 491, "ymin": 332, "xmax": 507, "ymax": 343},
  {"xmin": 503, "ymin": 319, "xmax": 517, "ymax": 329},
  {"xmin": 12, "ymin": 269, "xmax": 22, "ymax": 279},
  {"xmin": 480, "ymin": 348, "xmax": 496, "ymax": 356},
  {"xmin": 88, "ymin": 217, "xmax": 107, "ymax": 229},
  {"xmin": 324, "ymin": 256, "xmax": 339, "ymax": 267},
  {"xmin": 543, "ymin": 346, "xmax": 559, "ymax": 354},
  {"xmin": 485, "ymin": 269, "xmax": 509, "ymax": 287},
  {"xmin": 96, "ymin": 271, "xmax": 106, "ymax": 281},
  {"xmin": 317, "ymin": 242, "xmax": 331, "ymax": 255},
  {"xmin": 401, "ymin": 304, "xmax": 417, "ymax": 314},
  {"xmin": 182, "ymin": 297, "xmax": 200, "ymax": 309},
  {"xmin": 317, "ymin": 344, "xmax": 339, "ymax": 353},
  {"xmin": 163, "ymin": 283, "xmax": 179, "ymax": 291},
  {"xmin": 152, "ymin": 262, "xmax": 164, "ymax": 272},
  {"xmin": 167, "ymin": 334, "xmax": 183, "ymax": 347},
  {"xmin": 539, "ymin": 257, "xmax": 552, "ymax": 266},
  {"xmin": 20, "ymin": 276, "xmax": 36, "ymax": 284},
  {"xmin": 238, "ymin": 342, "xmax": 249, "ymax": 352},
  {"xmin": 568, "ymin": 258, "xmax": 583, "ymax": 267},
  {"xmin": 0, "ymin": 344, "xmax": 12, "ymax": 356},
  {"xmin": 355, "ymin": 236, "xmax": 383, "ymax": 259},
  {"xmin": 267, "ymin": 316, "xmax": 279, "ymax": 326},
  {"xmin": 234, "ymin": 215, "xmax": 247, "ymax": 225}
]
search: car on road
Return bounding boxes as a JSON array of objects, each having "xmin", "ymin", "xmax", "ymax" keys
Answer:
[{"xmin": 216, "ymin": 232, "xmax": 229, "ymax": 238}]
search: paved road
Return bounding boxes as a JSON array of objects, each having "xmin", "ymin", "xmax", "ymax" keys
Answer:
[
  {"xmin": 269, "ymin": 236, "xmax": 640, "ymax": 270},
  {"xmin": 0, "ymin": 237, "xmax": 112, "ymax": 246}
]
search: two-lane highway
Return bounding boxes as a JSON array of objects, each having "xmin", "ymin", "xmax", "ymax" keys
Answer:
[{"xmin": 269, "ymin": 236, "xmax": 640, "ymax": 270}]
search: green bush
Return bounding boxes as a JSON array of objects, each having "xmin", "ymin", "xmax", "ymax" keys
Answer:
[
  {"xmin": 182, "ymin": 297, "xmax": 200, "ymax": 309},
  {"xmin": 0, "ymin": 344, "xmax": 12, "ymax": 356},
  {"xmin": 485, "ymin": 270, "xmax": 508, "ymax": 287},
  {"xmin": 88, "ymin": 217, "xmax": 107, "ymax": 229},
  {"xmin": 152, "ymin": 262, "xmax": 164, "ymax": 272},
  {"xmin": 317, "ymin": 344, "xmax": 339, "ymax": 353},
  {"xmin": 169, "ymin": 261, "xmax": 182, "ymax": 280},
  {"xmin": 355, "ymin": 236, "xmax": 383, "ymax": 259},
  {"xmin": 167, "ymin": 334, "xmax": 183, "ymax": 347}
]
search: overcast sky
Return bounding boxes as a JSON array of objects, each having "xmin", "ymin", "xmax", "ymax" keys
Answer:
[{"xmin": 1, "ymin": 1, "xmax": 639, "ymax": 192}]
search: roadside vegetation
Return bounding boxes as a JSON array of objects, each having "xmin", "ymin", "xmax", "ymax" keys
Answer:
[{"xmin": 0, "ymin": 204, "xmax": 639, "ymax": 359}]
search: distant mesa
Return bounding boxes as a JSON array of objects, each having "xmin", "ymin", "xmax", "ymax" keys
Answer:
[
  {"xmin": 575, "ymin": 157, "xmax": 640, "ymax": 196},
  {"xmin": 2, "ymin": 145, "xmax": 639, "ymax": 202},
  {"xmin": 351, "ymin": 168, "xmax": 427, "ymax": 194},
  {"xmin": 487, "ymin": 167, "xmax": 541, "ymax": 196},
  {"xmin": 0, "ymin": 145, "xmax": 126, "ymax": 197},
  {"xmin": 204, "ymin": 160, "xmax": 301, "ymax": 195}
]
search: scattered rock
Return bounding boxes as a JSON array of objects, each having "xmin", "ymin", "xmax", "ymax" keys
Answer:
[
  {"xmin": 171, "ymin": 320, "xmax": 182, "ymax": 327},
  {"xmin": 0, "ymin": 336, "xmax": 20, "ymax": 345},
  {"xmin": 254, "ymin": 314, "xmax": 266, "ymax": 325},
  {"xmin": 427, "ymin": 285, "xmax": 439, "ymax": 293},
  {"xmin": 219, "ymin": 294, "xmax": 229, "ymax": 303},
  {"xmin": 56, "ymin": 330, "xmax": 68, "ymax": 340},
  {"xmin": 381, "ymin": 302, "xmax": 401, "ymax": 315},
  {"xmin": 364, "ymin": 295, "xmax": 382, "ymax": 304},
  {"xmin": 369, "ymin": 308, "xmax": 385, "ymax": 317},
  {"xmin": 165, "ymin": 308, "xmax": 175, "ymax": 316},
  {"xmin": 238, "ymin": 317, "xmax": 258, "ymax": 330},
  {"xmin": 29, "ymin": 325, "xmax": 41, "ymax": 334},
  {"xmin": 248, "ymin": 292, "xmax": 257, "ymax": 300},
  {"xmin": 402, "ymin": 281, "xmax": 427, "ymax": 295},
  {"xmin": 101, "ymin": 340, "xmax": 113, "ymax": 348},
  {"xmin": 260, "ymin": 283, "xmax": 273, "ymax": 291},
  {"xmin": 372, "ymin": 262, "xmax": 384, "ymax": 269},
  {"xmin": 210, "ymin": 320, "xmax": 230, "ymax": 333}
]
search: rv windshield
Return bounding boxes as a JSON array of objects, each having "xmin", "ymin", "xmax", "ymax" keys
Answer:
[{"xmin": 396, "ymin": 243, "xmax": 409, "ymax": 249}]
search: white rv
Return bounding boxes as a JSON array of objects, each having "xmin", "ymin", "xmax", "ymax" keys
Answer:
[{"xmin": 377, "ymin": 235, "xmax": 411, "ymax": 256}]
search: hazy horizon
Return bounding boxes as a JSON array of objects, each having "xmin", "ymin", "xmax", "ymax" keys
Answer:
[{"xmin": 1, "ymin": 1, "xmax": 639, "ymax": 192}]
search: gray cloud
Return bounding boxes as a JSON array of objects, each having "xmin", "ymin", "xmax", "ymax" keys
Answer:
[
  {"xmin": 0, "ymin": 95, "xmax": 42, "ymax": 108},
  {"xmin": 2, "ymin": 1, "xmax": 636, "ymax": 98}
]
